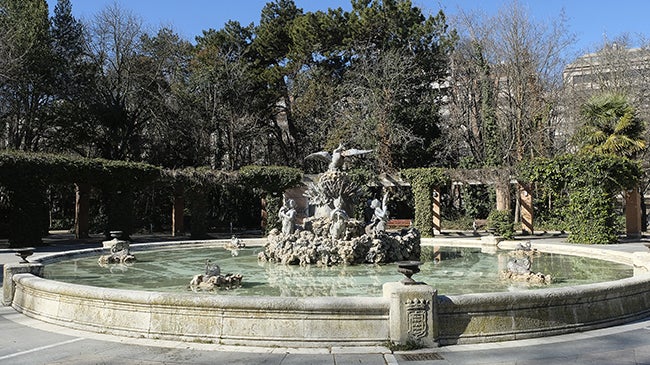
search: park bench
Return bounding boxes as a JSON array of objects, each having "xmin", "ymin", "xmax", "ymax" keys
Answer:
[{"xmin": 387, "ymin": 219, "xmax": 412, "ymax": 229}]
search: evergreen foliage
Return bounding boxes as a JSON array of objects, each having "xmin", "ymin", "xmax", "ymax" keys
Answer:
[
  {"xmin": 576, "ymin": 92, "xmax": 647, "ymax": 158},
  {"xmin": 0, "ymin": 151, "xmax": 161, "ymax": 246},
  {"xmin": 518, "ymin": 153, "xmax": 641, "ymax": 244},
  {"xmin": 487, "ymin": 209, "xmax": 514, "ymax": 239},
  {"xmin": 239, "ymin": 165, "xmax": 303, "ymax": 233},
  {"xmin": 400, "ymin": 167, "xmax": 448, "ymax": 236}
]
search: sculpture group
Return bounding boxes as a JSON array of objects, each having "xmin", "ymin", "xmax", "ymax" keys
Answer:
[
  {"xmin": 98, "ymin": 238, "xmax": 136, "ymax": 266},
  {"xmin": 189, "ymin": 259, "xmax": 243, "ymax": 291},
  {"xmin": 259, "ymin": 144, "xmax": 420, "ymax": 266},
  {"xmin": 501, "ymin": 241, "xmax": 551, "ymax": 285}
]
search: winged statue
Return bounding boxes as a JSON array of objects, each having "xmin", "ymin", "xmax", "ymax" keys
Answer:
[{"xmin": 305, "ymin": 144, "xmax": 373, "ymax": 171}]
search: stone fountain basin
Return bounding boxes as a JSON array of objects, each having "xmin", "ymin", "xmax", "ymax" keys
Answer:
[{"xmin": 5, "ymin": 238, "xmax": 650, "ymax": 347}]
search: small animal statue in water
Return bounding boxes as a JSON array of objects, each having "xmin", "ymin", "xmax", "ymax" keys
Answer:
[
  {"xmin": 189, "ymin": 259, "xmax": 243, "ymax": 291},
  {"xmin": 205, "ymin": 259, "xmax": 220, "ymax": 277},
  {"xmin": 506, "ymin": 257, "xmax": 532, "ymax": 275},
  {"xmin": 98, "ymin": 240, "xmax": 136, "ymax": 266},
  {"xmin": 224, "ymin": 235, "xmax": 246, "ymax": 256}
]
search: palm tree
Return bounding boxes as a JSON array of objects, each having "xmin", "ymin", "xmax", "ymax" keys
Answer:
[{"xmin": 576, "ymin": 93, "xmax": 646, "ymax": 158}]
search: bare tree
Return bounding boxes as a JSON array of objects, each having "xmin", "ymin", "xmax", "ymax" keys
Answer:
[
  {"xmin": 448, "ymin": 1, "xmax": 575, "ymax": 166},
  {"xmin": 335, "ymin": 47, "xmax": 436, "ymax": 172},
  {"xmin": 84, "ymin": 2, "xmax": 151, "ymax": 160}
]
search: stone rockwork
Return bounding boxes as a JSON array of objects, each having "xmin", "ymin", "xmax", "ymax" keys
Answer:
[
  {"xmin": 303, "ymin": 170, "xmax": 359, "ymax": 218},
  {"xmin": 188, "ymin": 260, "xmax": 243, "ymax": 291},
  {"xmin": 259, "ymin": 221, "xmax": 420, "ymax": 266}
]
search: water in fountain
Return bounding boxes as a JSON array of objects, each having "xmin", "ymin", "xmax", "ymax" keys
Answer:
[{"xmin": 43, "ymin": 245, "xmax": 632, "ymax": 297}]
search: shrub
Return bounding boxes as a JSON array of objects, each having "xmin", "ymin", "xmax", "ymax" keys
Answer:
[
  {"xmin": 487, "ymin": 209, "xmax": 514, "ymax": 239},
  {"xmin": 0, "ymin": 151, "xmax": 161, "ymax": 246},
  {"xmin": 517, "ymin": 153, "xmax": 640, "ymax": 244}
]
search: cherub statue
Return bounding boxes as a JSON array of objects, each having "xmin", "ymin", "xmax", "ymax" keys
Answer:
[
  {"xmin": 368, "ymin": 192, "xmax": 389, "ymax": 234},
  {"xmin": 305, "ymin": 143, "xmax": 373, "ymax": 172},
  {"xmin": 329, "ymin": 195, "xmax": 349, "ymax": 240},
  {"xmin": 278, "ymin": 197, "xmax": 297, "ymax": 235}
]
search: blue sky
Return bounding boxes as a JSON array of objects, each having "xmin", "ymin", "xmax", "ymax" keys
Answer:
[{"xmin": 62, "ymin": 0, "xmax": 650, "ymax": 58}]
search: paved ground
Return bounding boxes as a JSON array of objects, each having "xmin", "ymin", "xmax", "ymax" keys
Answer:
[{"xmin": 2, "ymin": 231, "xmax": 650, "ymax": 364}]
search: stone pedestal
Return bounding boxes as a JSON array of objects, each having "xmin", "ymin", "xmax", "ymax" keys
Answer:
[
  {"xmin": 3, "ymin": 263, "xmax": 43, "ymax": 306},
  {"xmin": 383, "ymin": 282, "xmax": 437, "ymax": 347}
]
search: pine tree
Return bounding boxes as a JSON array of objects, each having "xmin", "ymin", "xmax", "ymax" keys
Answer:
[{"xmin": 0, "ymin": 0, "xmax": 54, "ymax": 151}]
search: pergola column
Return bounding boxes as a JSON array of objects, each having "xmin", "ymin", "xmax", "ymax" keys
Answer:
[
  {"xmin": 172, "ymin": 184, "xmax": 184, "ymax": 236},
  {"xmin": 625, "ymin": 187, "xmax": 642, "ymax": 238},
  {"xmin": 519, "ymin": 183, "xmax": 533, "ymax": 234},
  {"xmin": 495, "ymin": 182, "xmax": 510, "ymax": 211},
  {"xmin": 74, "ymin": 183, "xmax": 89, "ymax": 239},
  {"xmin": 432, "ymin": 187, "xmax": 441, "ymax": 234}
]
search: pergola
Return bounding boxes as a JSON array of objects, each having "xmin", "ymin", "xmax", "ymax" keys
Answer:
[{"xmin": 378, "ymin": 168, "xmax": 642, "ymax": 237}]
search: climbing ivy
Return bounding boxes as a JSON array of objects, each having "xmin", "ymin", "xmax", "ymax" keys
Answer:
[
  {"xmin": 517, "ymin": 153, "xmax": 641, "ymax": 244},
  {"xmin": 400, "ymin": 168, "xmax": 449, "ymax": 237}
]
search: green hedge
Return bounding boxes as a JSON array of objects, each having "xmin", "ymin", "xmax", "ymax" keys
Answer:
[
  {"xmin": 487, "ymin": 209, "xmax": 514, "ymax": 239},
  {"xmin": 0, "ymin": 151, "xmax": 309, "ymax": 245},
  {"xmin": 517, "ymin": 153, "xmax": 641, "ymax": 244},
  {"xmin": 0, "ymin": 151, "xmax": 161, "ymax": 246},
  {"xmin": 239, "ymin": 165, "xmax": 303, "ymax": 233},
  {"xmin": 0, "ymin": 151, "xmax": 161, "ymax": 187}
]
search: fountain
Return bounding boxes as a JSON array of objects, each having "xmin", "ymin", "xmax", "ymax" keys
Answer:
[
  {"xmin": 98, "ymin": 235, "xmax": 136, "ymax": 265},
  {"xmin": 5, "ymin": 235, "xmax": 650, "ymax": 348},
  {"xmin": 259, "ymin": 144, "xmax": 420, "ymax": 266},
  {"xmin": 32, "ymin": 244, "xmax": 628, "ymax": 296},
  {"xmin": 4, "ymin": 146, "xmax": 650, "ymax": 347}
]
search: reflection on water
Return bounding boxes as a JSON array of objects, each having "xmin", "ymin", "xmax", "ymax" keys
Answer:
[{"xmin": 43, "ymin": 245, "xmax": 633, "ymax": 297}]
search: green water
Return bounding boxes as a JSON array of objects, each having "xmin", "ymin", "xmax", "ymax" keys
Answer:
[{"xmin": 43, "ymin": 245, "xmax": 633, "ymax": 297}]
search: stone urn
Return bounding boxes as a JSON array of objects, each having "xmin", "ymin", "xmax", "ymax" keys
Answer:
[{"xmin": 397, "ymin": 260, "xmax": 422, "ymax": 285}]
